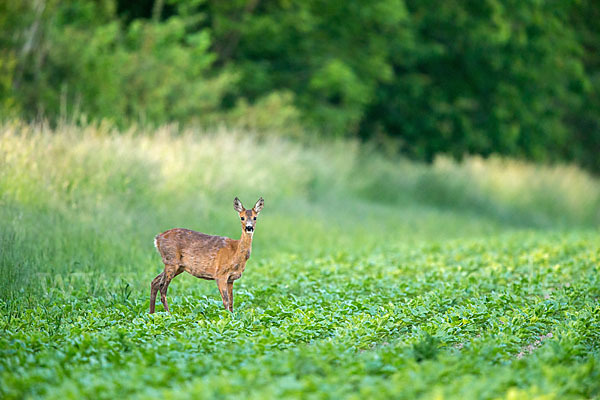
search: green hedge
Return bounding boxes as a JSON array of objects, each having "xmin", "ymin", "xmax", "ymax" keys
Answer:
[{"xmin": 1, "ymin": 0, "xmax": 599, "ymax": 172}]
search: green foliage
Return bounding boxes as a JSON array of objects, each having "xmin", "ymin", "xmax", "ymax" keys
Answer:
[
  {"xmin": 205, "ymin": 0, "xmax": 600, "ymax": 169},
  {"xmin": 222, "ymin": 90, "xmax": 305, "ymax": 139},
  {"xmin": 207, "ymin": 0, "xmax": 403, "ymax": 136},
  {"xmin": 1, "ymin": 123, "xmax": 600, "ymax": 398},
  {"xmin": 566, "ymin": 0, "xmax": 600, "ymax": 173},
  {"xmin": 2, "ymin": 0, "xmax": 232, "ymax": 126},
  {"xmin": 0, "ymin": 54, "xmax": 17, "ymax": 116},
  {"xmin": 1, "ymin": 0, "xmax": 599, "ymax": 171},
  {"xmin": 363, "ymin": 0, "xmax": 590, "ymax": 162}
]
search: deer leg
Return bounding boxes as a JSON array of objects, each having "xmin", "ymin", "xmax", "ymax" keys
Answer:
[
  {"xmin": 150, "ymin": 271, "xmax": 165, "ymax": 314},
  {"xmin": 216, "ymin": 278, "xmax": 230, "ymax": 311},
  {"xmin": 227, "ymin": 281, "xmax": 234, "ymax": 312},
  {"xmin": 159, "ymin": 265, "xmax": 181, "ymax": 313}
]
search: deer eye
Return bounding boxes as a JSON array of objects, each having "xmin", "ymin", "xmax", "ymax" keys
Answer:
[
  {"xmin": 241, "ymin": 217, "xmax": 245, "ymax": 221},
  {"xmin": 253, "ymin": 217, "xmax": 257, "ymax": 220}
]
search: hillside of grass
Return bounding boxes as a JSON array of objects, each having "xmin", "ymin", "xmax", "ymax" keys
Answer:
[{"xmin": 1, "ymin": 122, "xmax": 599, "ymax": 399}]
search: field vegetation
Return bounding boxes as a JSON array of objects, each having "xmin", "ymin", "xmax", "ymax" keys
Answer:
[{"xmin": 1, "ymin": 122, "xmax": 599, "ymax": 399}]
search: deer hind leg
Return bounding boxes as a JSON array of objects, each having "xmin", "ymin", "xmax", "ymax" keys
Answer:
[
  {"xmin": 150, "ymin": 271, "xmax": 165, "ymax": 314},
  {"xmin": 159, "ymin": 265, "xmax": 182, "ymax": 313}
]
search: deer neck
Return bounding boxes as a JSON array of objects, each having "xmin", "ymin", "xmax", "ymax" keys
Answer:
[{"xmin": 238, "ymin": 231, "xmax": 253, "ymax": 255}]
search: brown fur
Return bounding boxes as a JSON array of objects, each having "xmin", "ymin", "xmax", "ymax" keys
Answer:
[{"xmin": 150, "ymin": 197, "xmax": 264, "ymax": 313}]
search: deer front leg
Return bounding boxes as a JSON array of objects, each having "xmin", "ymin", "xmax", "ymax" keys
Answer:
[
  {"xmin": 227, "ymin": 281, "xmax": 234, "ymax": 312},
  {"xmin": 216, "ymin": 278, "xmax": 230, "ymax": 311}
]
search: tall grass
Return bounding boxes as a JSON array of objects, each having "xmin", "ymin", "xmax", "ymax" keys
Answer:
[{"xmin": 1, "ymin": 121, "xmax": 599, "ymax": 299}]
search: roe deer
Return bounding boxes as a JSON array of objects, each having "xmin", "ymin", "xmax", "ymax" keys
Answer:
[{"xmin": 150, "ymin": 197, "xmax": 264, "ymax": 313}]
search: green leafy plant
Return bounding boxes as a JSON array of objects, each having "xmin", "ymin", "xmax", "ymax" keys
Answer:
[{"xmin": 1, "ymin": 123, "xmax": 600, "ymax": 398}]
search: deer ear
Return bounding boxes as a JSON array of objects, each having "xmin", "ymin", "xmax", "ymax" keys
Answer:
[
  {"xmin": 253, "ymin": 197, "xmax": 264, "ymax": 214},
  {"xmin": 233, "ymin": 197, "xmax": 245, "ymax": 212}
]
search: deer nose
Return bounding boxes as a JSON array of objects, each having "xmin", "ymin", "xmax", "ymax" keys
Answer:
[{"xmin": 245, "ymin": 225, "xmax": 254, "ymax": 232}]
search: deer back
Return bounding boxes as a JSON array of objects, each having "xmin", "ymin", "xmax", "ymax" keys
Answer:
[{"xmin": 155, "ymin": 228, "xmax": 234, "ymax": 279}]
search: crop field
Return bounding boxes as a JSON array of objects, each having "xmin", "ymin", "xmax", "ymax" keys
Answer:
[{"xmin": 1, "ymin": 122, "xmax": 600, "ymax": 399}]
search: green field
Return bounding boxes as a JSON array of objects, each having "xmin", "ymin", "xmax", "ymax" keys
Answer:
[{"xmin": 1, "ymin": 122, "xmax": 599, "ymax": 399}]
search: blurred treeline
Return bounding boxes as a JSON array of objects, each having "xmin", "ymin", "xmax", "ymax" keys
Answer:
[{"xmin": 1, "ymin": 0, "xmax": 599, "ymax": 172}]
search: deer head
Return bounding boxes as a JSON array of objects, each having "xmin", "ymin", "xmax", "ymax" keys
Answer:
[{"xmin": 234, "ymin": 197, "xmax": 264, "ymax": 235}]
